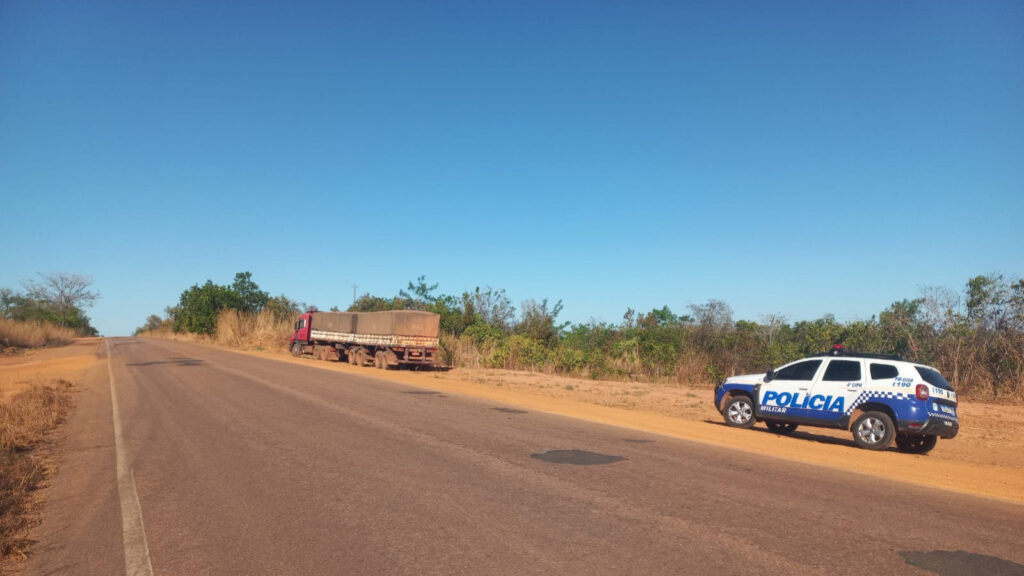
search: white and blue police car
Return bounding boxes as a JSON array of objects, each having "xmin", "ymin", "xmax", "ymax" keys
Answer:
[{"xmin": 714, "ymin": 346, "xmax": 958, "ymax": 453}]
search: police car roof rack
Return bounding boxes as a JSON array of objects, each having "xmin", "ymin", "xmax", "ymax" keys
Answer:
[{"xmin": 812, "ymin": 344, "xmax": 902, "ymax": 362}]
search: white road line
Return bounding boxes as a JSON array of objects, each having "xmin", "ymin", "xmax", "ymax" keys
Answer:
[{"xmin": 106, "ymin": 339, "xmax": 155, "ymax": 576}]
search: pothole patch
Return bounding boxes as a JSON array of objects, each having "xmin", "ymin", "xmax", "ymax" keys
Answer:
[{"xmin": 530, "ymin": 449, "xmax": 625, "ymax": 465}]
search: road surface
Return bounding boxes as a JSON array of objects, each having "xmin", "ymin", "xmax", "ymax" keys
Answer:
[{"xmin": 27, "ymin": 338, "xmax": 1024, "ymax": 575}]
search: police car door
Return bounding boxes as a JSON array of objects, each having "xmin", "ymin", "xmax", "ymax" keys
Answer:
[
  {"xmin": 807, "ymin": 358, "xmax": 864, "ymax": 424},
  {"xmin": 758, "ymin": 359, "xmax": 823, "ymax": 420}
]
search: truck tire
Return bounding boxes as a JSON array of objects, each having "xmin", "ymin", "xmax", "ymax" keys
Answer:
[
  {"xmin": 895, "ymin": 433, "xmax": 937, "ymax": 454},
  {"xmin": 722, "ymin": 396, "xmax": 756, "ymax": 429},
  {"xmin": 291, "ymin": 342, "xmax": 302, "ymax": 357},
  {"xmin": 852, "ymin": 411, "xmax": 895, "ymax": 450},
  {"xmin": 356, "ymin": 350, "xmax": 366, "ymax": 367},
  {"xmin": 375, "ymin": 352, "xmax": 386, "ymax": 369}
]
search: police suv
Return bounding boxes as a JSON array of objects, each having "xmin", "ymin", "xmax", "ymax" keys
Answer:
[{"xmin": 714, "ymin": 347, "xmax": 959, "ymax": 453}]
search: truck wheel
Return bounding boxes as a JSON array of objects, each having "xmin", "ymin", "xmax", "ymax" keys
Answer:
[
  {"xmin": 347, "ymin": 349, "xmax": 357, "ymax": 365},
  {"xmin": 895, "ymin": 433, "xmax": 937, "ymax": 454},
  {"xmin": 766, "ymin": 421, "xmax": 798, "ymax": 435},
  {"xmin": 291, "ymin": 342, "xmax": 302, "ymax": 357},
  {"xmin": 852, "ymin": 411, "xmax": 895, "ymax": 450},
  {"xmin": 722, "ymin": 396, "xmax": 756, "ymax": 429},
  {"xmin": 356, "ymin": 350, "xmax": 366, "ymax": 367},
  {"xmin": 375, "ymin": 352, "xmax": 386, "ymax": 369}
]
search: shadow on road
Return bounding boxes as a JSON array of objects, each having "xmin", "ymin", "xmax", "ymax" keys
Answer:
[
  {"xmin": 900, "ymin": 550, "xmax": 1024, "ymax": 576},
  {"xmin": 701, "ymin": 419, "xmax": 908, "ymax": 453},
  {"xmin": 126, "ymin": 357, "xmax": 204, "ymax": 367},
  {"xmin": 531, "ymin": 449, "xmax": 626, "ymax": 466}
]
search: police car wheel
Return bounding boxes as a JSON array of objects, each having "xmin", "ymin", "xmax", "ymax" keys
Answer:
[
  {"xmin": 766, "ymin": 421, "xmax": 798, "ymax": 435},
  {"xmin": 895, "ymin": 433, "xmax": 937, "ymax": 454},
  {"xmin": 723, "ymin": 396, "xmax": 756, "ymax": 429},
  {"xmin": 852, "ymin": 411, "xmax": 895, "ymax": 450}
]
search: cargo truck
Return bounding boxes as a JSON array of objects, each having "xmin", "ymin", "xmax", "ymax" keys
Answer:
[{"xmin": 289, "ymin": 310, "xmax": 441, "ymax": 369}]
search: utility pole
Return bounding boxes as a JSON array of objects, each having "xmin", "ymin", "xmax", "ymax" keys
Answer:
[{"xmin": 351, "ymin": 284, "xmax": 358, "ymax": 307}]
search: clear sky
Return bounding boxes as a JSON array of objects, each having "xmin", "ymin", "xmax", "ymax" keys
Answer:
[{"xmin": 1, "ymin": 1, "xmax": 1022, "ymax": 336}]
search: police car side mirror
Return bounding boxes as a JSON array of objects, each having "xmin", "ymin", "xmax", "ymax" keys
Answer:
[{"xmin": 764, "ymin": 369, "xmax": 775, "ymax": 382}]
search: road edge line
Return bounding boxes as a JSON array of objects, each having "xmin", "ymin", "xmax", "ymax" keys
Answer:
[{"xmin": 107, "ymin": 339, "xmax": 155, "ymax": 576}]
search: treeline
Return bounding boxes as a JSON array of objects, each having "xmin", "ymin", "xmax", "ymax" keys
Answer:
[
  {"xmin": 142, "ymin": 273, "xmax": 1024, "ymax": 399},
  {"xmin": 136, "ymin": 272, "xmax": 301, "ymax": 336},
  {"xmin": 348, "ymin": 275, "xmax": 1024, "ymax": 399},
  {"xmin": 1, "ymin": 273, "xmax": 99, "ymax": 347}
]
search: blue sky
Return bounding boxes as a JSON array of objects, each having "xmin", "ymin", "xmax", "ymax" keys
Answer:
[{"xmin": 1, "ymin": 1, "xmax": 1021, "ymax": 336}]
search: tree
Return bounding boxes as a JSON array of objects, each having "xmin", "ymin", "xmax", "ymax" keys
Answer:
[
  {"xmin": 880, "ymin": 298, "xmax": 925, "ymax": 360},
  {"xmin": 22, "ymin": 272, "xmax": 99, "ymax": 328},
  {"xmin": 467, "ymin": 286, "xmax": 516, "ymax": 332},
  {"xmin": 0, "ymin": 287, "xmax": 16, "ymax": 318},
  {"xmin": 264, "ymin": 295, "xmax": 303, "ymax": 321},
  {"xmin": 688, "ymin": 299, "xmax": 733, "ymax": 331},
  {"xmin": 515, "ymin": 299, "xmax": 567, "ymax": 347},
  {"xmin": 349, "ymin": 294, "xmax": 392, "ymax": 312},
  {"xmin": 134, "ymin": 314, "xmax": 171, "ymax": 335},
  {"xmin": 639, "ymin": 306, "xmax": 683, "ymax": 328},
  {"xmin": 172, "ymin": 280, "xmax": 239, "ymax": 334},
  {"xmin": 231, "ymin": 271, "xmax": 270, "ymax": 314},
  {"xmin": 396, "ymin": 275, "xmax": 439, "ymax": 310}
]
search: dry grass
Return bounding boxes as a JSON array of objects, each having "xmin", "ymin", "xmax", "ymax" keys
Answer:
[
  {"xmin": 135, "ymin": 325, "xmax": 207, "ymax": 344},
  {"xmin": 215, "ymin": 309, "xmax": 294, "ymax": 350},
  {"xmin": 0, "ymin": 319, "xmax": 77, "ymax": 351},
  {"xmin": 441, "ymin": 332, "xmax": 497, "ymax": 369},
  {"xmin": 0, "ymin": 381, "xmax": 73, "ymax": 558},
  {"xmin": 138, "ymin": 310, "xmax": 295, "ymax": 352}
]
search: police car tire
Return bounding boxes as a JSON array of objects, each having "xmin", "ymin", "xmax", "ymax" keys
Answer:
[
  {"xmin": 765, "ymin": 421, "xmax": 798, "ymax": 435},
  {"xmin": 723, "ymin": 396, "xmax": 756, "ymax": 429},
  {"xmin": 852, "ymin": 411, "xmax": 895, "ymax": 450},
  {"xmin": 895, "ymin": 433, "xmax": 937, "ymax": 454}
]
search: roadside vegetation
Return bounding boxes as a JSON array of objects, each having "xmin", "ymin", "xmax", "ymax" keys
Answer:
[
  {"xmin": 0, "ymin": 319, "xmax": 78, "ymax": 350},
  {"xmin": 135, "ymin": 272, "xmax": 300, "ymax": 351},
  {"xmin": 1, "ymin": 273, "xmax": 100, "ymax": 352},
  {"xmin": 0, "ymin": 381, "xmax": 73, "ymax": 560},
  {"xmin": 140, "ymin": 273, "xmax": 1024, "ymax": 400}
]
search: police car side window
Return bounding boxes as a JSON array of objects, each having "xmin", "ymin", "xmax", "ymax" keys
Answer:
[
  {"xmin": 823, "ymin": 360, "xmax": 861, "ymax": 381},
  {"xmin": 870, "ymin": 363, "xmax": 898, "ymax": 380},
  {"xmin": 774, "ymin": 360, "xmax": 822, "ymax": 381}
]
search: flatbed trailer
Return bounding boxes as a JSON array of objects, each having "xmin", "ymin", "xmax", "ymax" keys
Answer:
[{"xmin": 289, "ymin": 310, "xmax": 441, "ymax": 369}]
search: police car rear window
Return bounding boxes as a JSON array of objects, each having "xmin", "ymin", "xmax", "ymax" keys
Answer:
[
  {"xmin": 823, "ymin": 360, "xmax": 861, "ymax": 381},
  {"xmin": 870, "ymin": 363, "xmax": 898, "ymax": 380},
  {"xmin": 916, "ymin": 366, "xmax": 953, "ymax": 390}
]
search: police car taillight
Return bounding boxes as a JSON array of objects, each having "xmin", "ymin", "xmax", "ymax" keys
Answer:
[{"xmin": 915, "ymin": 384, "xmax": 930, "ymax": 401}]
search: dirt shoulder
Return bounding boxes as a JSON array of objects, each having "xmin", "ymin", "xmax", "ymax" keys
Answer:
[
  {"xmin": 0, "ymin": 338, "xmax": 99, "ymax": 572},
  {"xmin": 210, "ymin": 343, "xmax": 1024, "ymax": 505},
  {"xmin": 0, "ymin": 339, "xmax": 102, "ymax": 399}
]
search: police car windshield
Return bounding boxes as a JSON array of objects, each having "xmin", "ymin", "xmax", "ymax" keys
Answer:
[{"xmin": 916, "ymin": 366, "xmax": 953, "ymax": 391}]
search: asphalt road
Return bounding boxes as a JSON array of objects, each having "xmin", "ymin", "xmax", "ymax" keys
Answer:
[{"xmin": 27, "ymin": 338, "xmax": 1024, "ymax": 576}]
